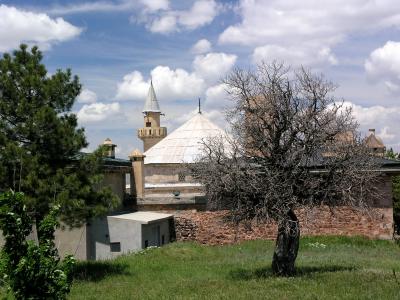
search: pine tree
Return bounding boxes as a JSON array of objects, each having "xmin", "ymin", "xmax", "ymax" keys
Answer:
[{"xmin": 0, "ymin": 44, "xmax": 118, "ymax": 234}]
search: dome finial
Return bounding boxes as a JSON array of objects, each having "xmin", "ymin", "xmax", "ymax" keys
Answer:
[{"xmin": 198, "ymin": 97, "xmax": 202, "ymax": 114}]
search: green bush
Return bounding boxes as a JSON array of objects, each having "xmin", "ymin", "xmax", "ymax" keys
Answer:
[
  {"xmin": 0, "ymin": 191, "xmax": 75, "ymax": 299},
  {"xmin": 393, "ymin": 176, "xmax": 400, "ymax": 235}
]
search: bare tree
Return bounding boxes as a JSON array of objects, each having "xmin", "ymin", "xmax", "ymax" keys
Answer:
[{"xmin": 190, "ymin": 62, "xmax": 381, "ymax": 276}]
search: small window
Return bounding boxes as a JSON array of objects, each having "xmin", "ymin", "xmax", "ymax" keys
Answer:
[
  {"xmin": 110, "ymin": 242, "xmax": 121, "ymax": 252},
  {"xmin": 146, "ymin": 122, "xmax": 151, "ymax": 127},
  {"xmin": 178, "ymin": 172, "xmax": 185, "ymax": 182},
  {"xmin": 125, "ymin": 173, "xmax": 131, "ymax": 191}
]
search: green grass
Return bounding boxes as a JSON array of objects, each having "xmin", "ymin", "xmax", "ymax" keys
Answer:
[{"xmin": 65, "ymin": 236, "xmax": 400, "ymax": 299}]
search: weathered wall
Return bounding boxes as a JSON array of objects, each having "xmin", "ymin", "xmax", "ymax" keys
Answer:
[
  {"xmin": 152, "ymin": 174, "xmax": 395, "ymax": 243},
  {"xmin": 144, "ymin": 164, "xmax": 194, "ymax": 184},
  {"xmin": 102, "ymin": 172, "xmax": 126, "ymax": 201},
  {"xmin": 142, "ymin": 220, "xmax": 171, "ymax": 247},
  {"xmin": 55, "ymin": 226, "xmax": 87, "ymax": 260},
  {"xmin": 174, "ymin": 206, "xmax": 393, "ymax": 244}
]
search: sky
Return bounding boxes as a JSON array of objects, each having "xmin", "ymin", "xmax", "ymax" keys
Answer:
[{"xmin": 1, "ymin": 0, "xmax": 400, "ymax": 158}]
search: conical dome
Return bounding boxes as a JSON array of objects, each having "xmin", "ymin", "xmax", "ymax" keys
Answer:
[{"xmin": 144, "ymin": 113, "xmax": 228, "ymax": 164}]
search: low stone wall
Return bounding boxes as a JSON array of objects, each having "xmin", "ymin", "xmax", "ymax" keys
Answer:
[{"xmin": 173, "ymin": 206, "xmax": 393, "ymax": 245}]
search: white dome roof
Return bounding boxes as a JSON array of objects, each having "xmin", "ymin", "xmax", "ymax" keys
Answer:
[{"xmin": 144, "ymin": 113, "xmax": 228, "ymax": 164}]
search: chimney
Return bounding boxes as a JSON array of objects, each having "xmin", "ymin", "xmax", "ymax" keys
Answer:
[
  {"xmin": 368, "ymin": 129, "xmax": 375, "ymax": 135},
  {"xmin": 129, "ymin": 149, "xmax": 145, "ymax": 200},
  {"xmin": 103, "ymin": 138, "xmax": 116, "ymax": 158}
]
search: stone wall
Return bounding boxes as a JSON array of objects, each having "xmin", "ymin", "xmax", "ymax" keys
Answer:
[
  {"xmin": 173, "ymin": 206, "xmax": 393, "ymax": 245},
  {"xmin": 140, "ymin": 174, "xmax": 395, "ymax": 243},
  {"xmin": 144, "ymin": 163, "xmax": 195, "ymax": 184}
]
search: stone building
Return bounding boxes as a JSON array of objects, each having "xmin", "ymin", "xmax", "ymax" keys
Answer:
[
  {"xmin": 46, "ymin": 84, "xmax": 400, "ymax": 258},
  {"xmin": 135, "ymin": 84, "xmax": 229, "ymax": 210},
  {"xmin": 132, "ymin": 82, "xmax": 400, "ymax": 241},
  {"xmin": 52, "ymin": 139, "xmax": 175, "ymax": 260},
  {"xmin": 365, "ymin": 128, "xmax": 386, "ymax": 156}
]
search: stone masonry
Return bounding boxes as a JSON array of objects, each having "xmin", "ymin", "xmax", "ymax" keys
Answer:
[{"xmin": 173, "ymin": 206, "xmax": 393, "ymax": 245}]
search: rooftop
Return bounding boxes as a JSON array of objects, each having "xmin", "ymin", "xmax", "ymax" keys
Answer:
[
  {"xmin": 144, "ymin": 112, "xmax": 230, "ymax": 164},
  {"xmin": 108, "ymin": 211, "xmax": 173, "ymax": 224}
]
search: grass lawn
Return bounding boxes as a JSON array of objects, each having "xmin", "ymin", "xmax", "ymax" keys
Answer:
[{"xmin": 66, "ymin": 236, "xmax": 400, "ymax": 299}]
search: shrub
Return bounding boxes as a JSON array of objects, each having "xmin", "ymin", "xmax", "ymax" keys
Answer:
[{"xmin": 0, "ymin": 191, "xmax": 75, "ymax": 299}]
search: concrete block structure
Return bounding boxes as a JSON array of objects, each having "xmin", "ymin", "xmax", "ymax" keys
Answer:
[
  {"xmin": 52, "ymin": 140, "xmax": 175, "ymax": 260},
  {"xmin": 87, "ymin": 212, "xmax": 173, "ymax": 260}
]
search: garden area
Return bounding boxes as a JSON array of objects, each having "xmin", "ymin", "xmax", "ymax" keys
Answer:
[{"xmin": 61, "ymin": 236, "xmax": 400, "ymax": 299}]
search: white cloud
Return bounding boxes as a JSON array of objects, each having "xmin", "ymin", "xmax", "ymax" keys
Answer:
[
  {"xmin": 149, "ymin": 14, "xmax": 177, "ymax": 33},
  {"xmin": 191, "ymin": 39, "xmax": 212, "ymax": 54},
  {"xmin": 77, "ymin": 88, "xmax": 97, "ymax": 103},
  {"xmin": 151, "ymin": 66, "xmax": 205, "ymax": 100},
  {"xmin": 193, "ymin": 52, "xmax": 237, "ymax": 82},
  {"xmin": 145, "ymin": 0, "xmax": 220, "ymax": 33},
  {"xmin": 365, "ymin": 41, "xmax": 400, "ymax": 93},
  {"xmin": 178, "ymin": 0, "xmax": 218, "ymax": 30},
  {"xmin": 341, "ymin": 101, "xmax": 400, "ymax": 149},
  {"xmin": 139, "ymin": 0, "xmax": 169, "ymax": 12},
  {"xmin": 0, "ymin": 4, "xmax": 82, "ymax": 52},
  {"xmin": 77, "ymin": 102, "xmax": 120, "ymax": 123},
  {"xmin": 205, "ymin": 83, "xmax": 230, "ymax": 109},
  {"xmin": 379, "ymin": 127, "xmax": 395, "ymax": 141},
  {"xmin": 115, "ymin": 66, "xmax": 205, "ymax": 102},
  {"xmin": 47, "ymin": 1, "xmax": 132, "ymax": 15},
  {"xmin": 253, "ymin": 45, "xmax": 337, "ymax": 67},
  {"xmin": 47, "ymin": 0, "xmax": 169, "ymax": 15},
  {"xmin": 115, "ymin": 51, "xmax": 237, "ymax": 104},
  {"xmin": 115, "ymin": 71, "xmax": 149, "ymax": 101},
  {"xmin": 219, "ymin": 0, "xmax": 400, "ymax": 66}
]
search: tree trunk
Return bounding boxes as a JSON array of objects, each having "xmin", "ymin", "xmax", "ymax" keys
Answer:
[{"xmin": 272, "ymin": 209, "xmax": 300, "ymax": 276}]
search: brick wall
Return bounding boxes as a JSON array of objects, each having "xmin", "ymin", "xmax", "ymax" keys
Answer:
[{"xmin": 173, "ymin": 206, "xmax": 393, "ymax": 245}]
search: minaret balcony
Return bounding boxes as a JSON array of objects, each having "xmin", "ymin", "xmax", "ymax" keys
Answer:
[{"xmin": 138, "ymin": 127, "xmax": 167, "ymax": 139}]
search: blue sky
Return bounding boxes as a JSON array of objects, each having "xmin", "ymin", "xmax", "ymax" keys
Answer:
[{"xmin": 1, "ymin": 0, "xmax": 400, "ymax": 157}]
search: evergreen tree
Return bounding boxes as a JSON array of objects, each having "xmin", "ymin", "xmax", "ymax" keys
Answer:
[
  {"xmin": 0, "ymin": 44, "xmax": 118, "ymax": 233},
  {"xmin": 385, "ymin": 148, "xmax": 400, "ymax": 234}
]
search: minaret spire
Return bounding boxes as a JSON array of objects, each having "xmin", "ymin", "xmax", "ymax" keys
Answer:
[
  {"xmin": 143, "ymin": 79, "xmax": 161, "ymax": 113},
  {"xmin": 138, "ymin": 80, "xmax": 167, "ymax": 152}
]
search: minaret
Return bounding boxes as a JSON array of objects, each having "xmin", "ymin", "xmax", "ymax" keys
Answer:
[{"xmin": 137, "ymin": 80, "xmax": 167, "ymax": 152}]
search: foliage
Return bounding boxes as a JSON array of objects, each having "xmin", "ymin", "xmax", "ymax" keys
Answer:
[
  {"xmin": 386, "ymin": 148, "xmax": 399, "ymax": 160},
  {"xmin": 393, "ymin": 176, "xmax": 400, "ymax": 234},
  {"xmin": 190, "ymin": 62, "xmax": 380, "ymax": 275},
  {"xmin": 0, "ymin": 191, "xmax": 75, "ymax": 299},
  {"xmin": 0, "ymin": 44, "xmax": 118, "ymax": 229},
  {"xmin": 385, "ymin": 148, "xmax": 400, "ymax": 234}
]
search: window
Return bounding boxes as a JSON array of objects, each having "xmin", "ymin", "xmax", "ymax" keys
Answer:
[
  {"xmin": 162, "ymin": 235, "xmax": 165, "ymax": 245},
  {"xmin": 110, "ymin": 242, "xmax": 121, "ymax": 252},
  {"xmin": 146, "ymin": 121, "xmax": 151, "ymax": 127},
  {"xmin": 178, "ymin": 172, "xmax": 185, "ymax": 182}
]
